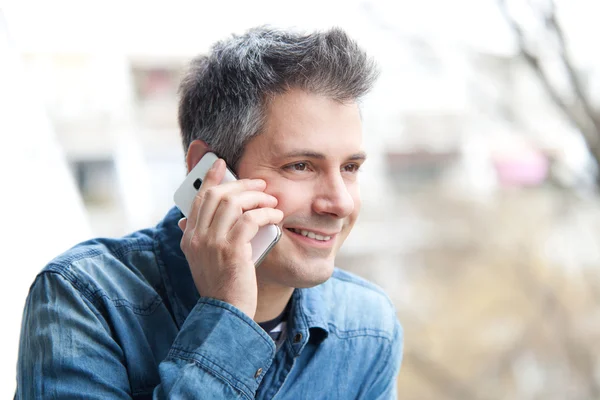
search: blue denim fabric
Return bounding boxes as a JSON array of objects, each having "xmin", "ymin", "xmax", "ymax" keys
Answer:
[{"xmin": 16, "ymin": 207, "xmax": 403, "ymax": 399}]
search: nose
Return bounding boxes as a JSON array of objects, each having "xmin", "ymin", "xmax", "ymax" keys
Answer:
[{"xmin": 312, "ymin": 172, "xmax": 355, "ymax": 218}]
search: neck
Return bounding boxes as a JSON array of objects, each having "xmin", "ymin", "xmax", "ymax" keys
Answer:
[{"xmin": 254, "ymin": 281, "xmax": 294, "ymax": 323}]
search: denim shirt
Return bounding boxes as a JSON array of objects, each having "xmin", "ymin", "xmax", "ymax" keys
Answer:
[{"xmin": 16, "ymin": 207, "xmax": 403, "ymax": 399}]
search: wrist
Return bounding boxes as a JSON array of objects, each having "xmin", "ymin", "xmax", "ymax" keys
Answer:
[{"xmin": 201, "ymin": 293, "xmax": 257, "ymax": 320}]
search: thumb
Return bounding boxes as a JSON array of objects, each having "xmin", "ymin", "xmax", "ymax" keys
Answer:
[{"xmin": 178, "ymin": 218, "xmax": 187, "ymax": 231}]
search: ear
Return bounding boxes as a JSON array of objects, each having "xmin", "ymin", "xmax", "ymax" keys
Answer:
[{"xmin": 186, "ymin": 140, "xmax": 210, "ymax": 173}]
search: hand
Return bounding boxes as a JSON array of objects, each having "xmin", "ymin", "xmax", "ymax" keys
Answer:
[{"xmin": 178, "ymin": 159, "xmax": 284, "ymax": 319}]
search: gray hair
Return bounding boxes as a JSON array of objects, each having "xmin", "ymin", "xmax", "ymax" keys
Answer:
[{"xmin": 177, "ymin": 26, "xmax": 378, "ymax": 170}]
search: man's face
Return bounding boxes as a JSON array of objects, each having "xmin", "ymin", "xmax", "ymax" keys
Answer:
[{"xmin": 236, "ymin": 88, "xmax": 364, "ymax": 289}]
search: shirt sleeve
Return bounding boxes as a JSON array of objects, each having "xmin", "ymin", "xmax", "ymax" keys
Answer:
[
  {"xmin": 361, "ymin": 318, "xmax": 404, "ymax": 400},
  {"xmin": 16, "ymin": 271, "xmax": 276, "ymax": 399}
]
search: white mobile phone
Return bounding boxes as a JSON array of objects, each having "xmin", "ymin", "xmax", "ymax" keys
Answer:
[{"xmin": 173, "ymin": 152, "xmax": 281, "ymax": 267}]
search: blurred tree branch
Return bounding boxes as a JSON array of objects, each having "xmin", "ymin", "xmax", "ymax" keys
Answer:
[
  {"xmin": 498, "ymin": 0, "xmax": 600, "ymax": 182},
  {"xmin": 512, "ymin": 247, "xmax": 600, "ymax": 398}
]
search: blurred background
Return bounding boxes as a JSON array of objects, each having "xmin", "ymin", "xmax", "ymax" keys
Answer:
[{"xmin": 2, "ymin": 0, "xmax": 600, "ymax": 398}]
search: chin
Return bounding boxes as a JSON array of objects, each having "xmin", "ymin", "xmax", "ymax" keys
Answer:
[
  {"xmin": 291, "ymin": 262, "xmax": 335, "ymax": 288},
  {"xmin": 258, "ymin": 253, "xmax": 336, "ymax": 289}
]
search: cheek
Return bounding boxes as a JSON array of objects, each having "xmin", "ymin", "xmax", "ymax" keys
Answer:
[{"xmin": 265, "ymin": 180, "xmax": 310, "ymax": 215}]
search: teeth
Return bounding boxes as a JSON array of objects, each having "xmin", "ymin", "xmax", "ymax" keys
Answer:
[{"xmin": 290, "ymin": 228, "xmax": 331, "ymax": 241}]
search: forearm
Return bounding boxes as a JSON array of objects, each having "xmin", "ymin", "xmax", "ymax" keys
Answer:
[
  {"xmin": 17, "ymin": 273, "xmax": 275, "ymax": 399},
  {"xmin": 155, "ymin": 298, "xmax": 276, "ymax": 399}
]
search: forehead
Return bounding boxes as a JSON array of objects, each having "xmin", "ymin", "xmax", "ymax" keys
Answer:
[{"xmin": 258, "ymin": 89, "xmax": 363, "ymax": 158}]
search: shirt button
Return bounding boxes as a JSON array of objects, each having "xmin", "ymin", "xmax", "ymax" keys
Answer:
[
  {"xmin": 293, "ymin": 333, "xmax": 303, "ymax": 343},
  {"xmin": 255, "ymin": 368, "xmax": 263, "ymax": 378}
]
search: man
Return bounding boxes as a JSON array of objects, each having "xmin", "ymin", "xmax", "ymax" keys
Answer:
[{"xmin": 16, "ymin": 26, "xmax": 403, "ymax": 399}]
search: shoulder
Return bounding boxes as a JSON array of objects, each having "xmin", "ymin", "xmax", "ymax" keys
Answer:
[
  {"xmin": 47, "ymin": 229, "xmax": 155, "ymax": 269},
  {"xmin": 36, "ymin": 228, "xmax": 161, "ymax": 310},
  {"xmin": 315, "ymin": 268, "xmax": 401, "ymax": 341}
]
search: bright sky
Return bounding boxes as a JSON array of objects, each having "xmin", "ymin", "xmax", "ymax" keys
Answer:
[
  {"xmin": 3, "ymin": 0, "xmax": 514, "ymax": 54},
  {"xmin": 4, "ymin": 0, "xmax": 598, "ymax": 65}
]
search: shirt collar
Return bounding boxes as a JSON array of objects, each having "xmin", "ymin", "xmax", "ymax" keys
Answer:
[
  {"xmin": 154, "ymin": 206, "xmax": 330, "ymax": 341},
  {"xmin": 293, "ymin": 286, "xmax": 329, "ymax": 343}
]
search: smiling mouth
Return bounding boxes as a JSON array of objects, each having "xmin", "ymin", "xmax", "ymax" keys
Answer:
[{"xmin": 286, "ymin": 228, "xmax": 333, "ymax": 241}]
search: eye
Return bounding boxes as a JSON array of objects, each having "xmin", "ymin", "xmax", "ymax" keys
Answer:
[
  {"xmin": 342, "ymin": 163, "xmax": 361, "ymax": 173},
  {"xmin": 284, "ymin": 162, "xmax": 310, "ymax": 172}
]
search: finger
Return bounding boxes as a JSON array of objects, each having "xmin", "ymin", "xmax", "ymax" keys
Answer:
[
  {"xmin": 227, "ymin": 208, "xmax": 284, "ymax": 245},
  {"xmin": 199, "ymin": 158, "xmax": 226, "ymax": 189},
  {"xmin": 211, "ymin": 191, "xmax": 279, "ymax": 237},
  {"xmin": 193, "ymin": 179, "xmax": 267, "ymax": 231},
  {"xmin": 186, "ymin": 159, "xmax": 225, "ymax": 229},
  {"xmin": 186, "ymin": 158, "xmax": 265, "ymax": 230}
]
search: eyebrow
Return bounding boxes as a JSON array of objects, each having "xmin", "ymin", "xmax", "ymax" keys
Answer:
[{"xmin": 281, "ymin": 150, "xmax": 367, "ymax": 161}]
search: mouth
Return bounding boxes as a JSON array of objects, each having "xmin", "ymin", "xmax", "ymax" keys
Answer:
[{"xmin": 285, "ymin": 227, "xmax": 337, "ymax": 242}]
